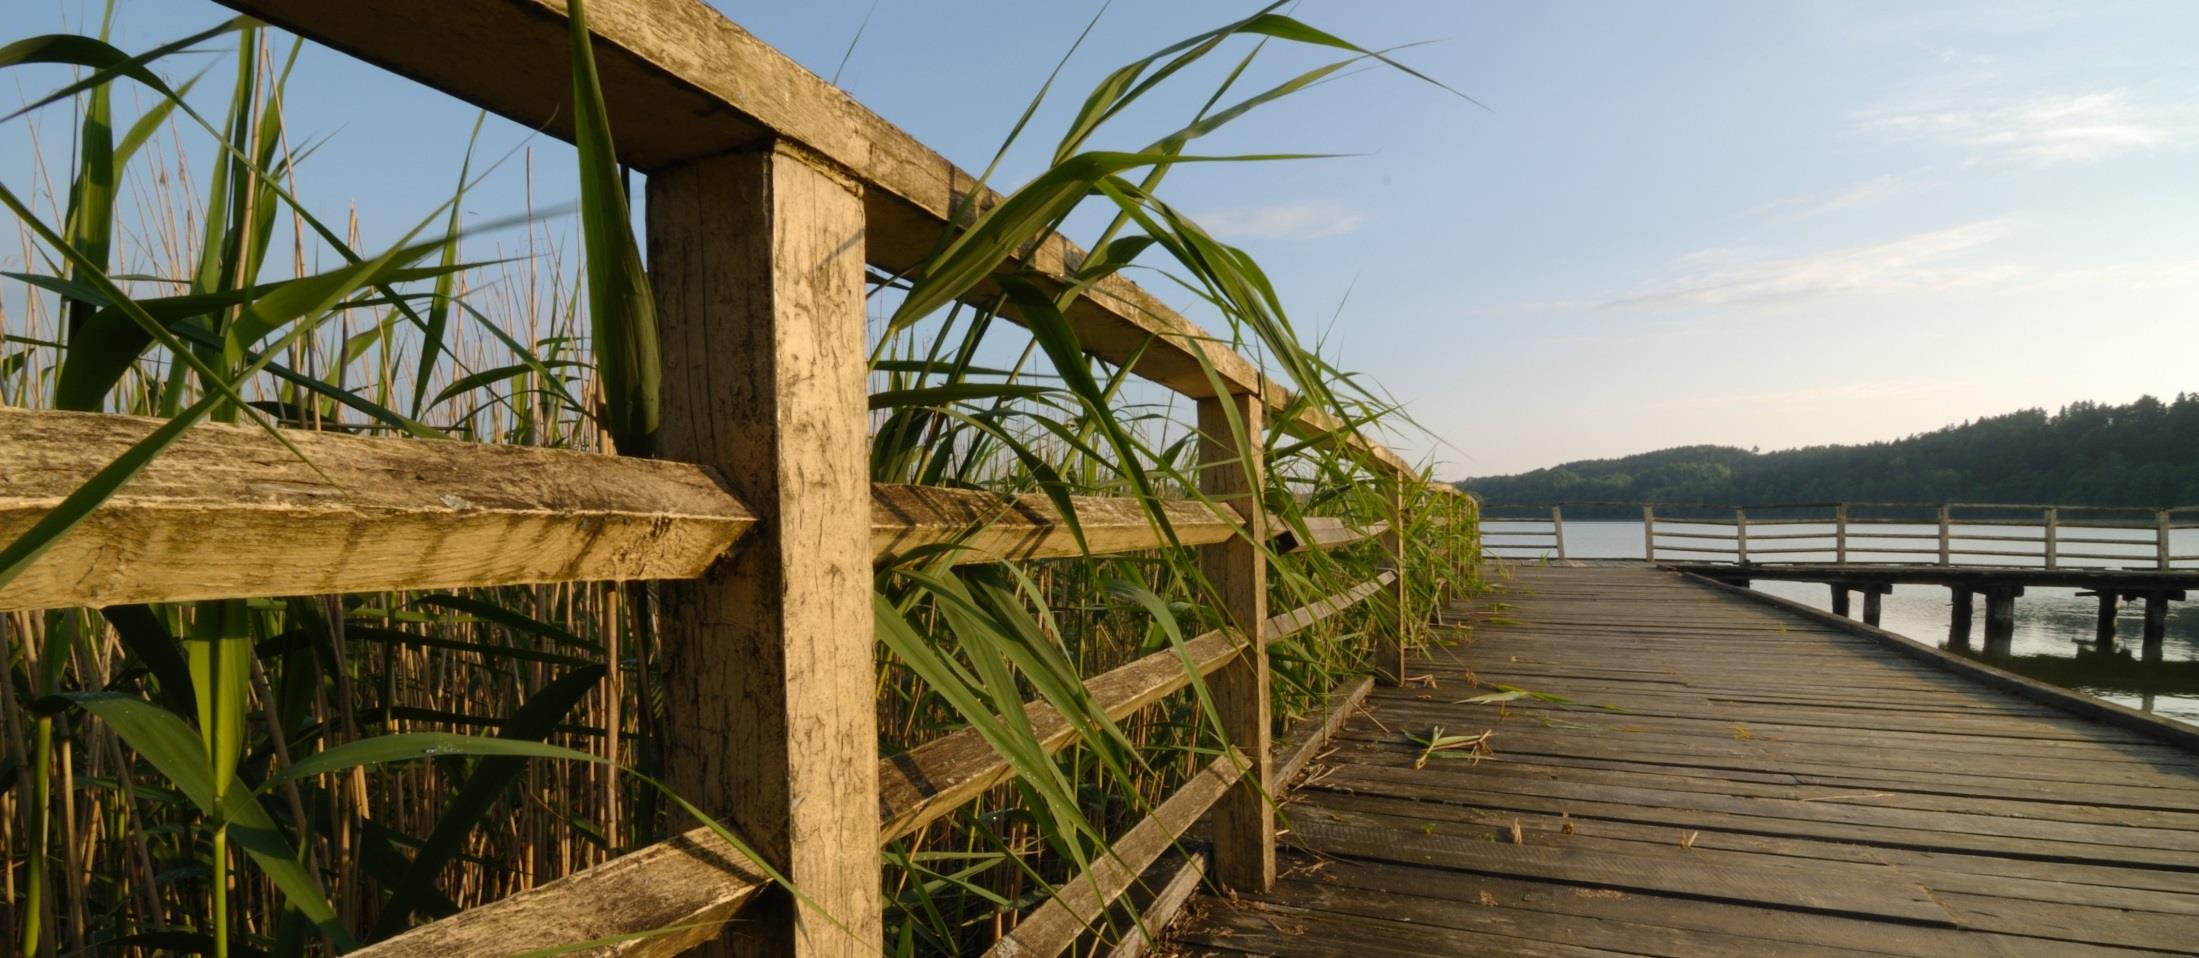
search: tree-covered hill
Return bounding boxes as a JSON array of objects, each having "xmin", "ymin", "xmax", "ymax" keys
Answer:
[{"xmin": 1459, "ymin": 394, "xmax": 2199, "ymax": 509}]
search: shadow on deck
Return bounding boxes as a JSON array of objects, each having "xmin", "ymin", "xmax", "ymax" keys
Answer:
[{"xmin": 1164, "ymin": 564, "xmax": 2199, "ymax": 957}]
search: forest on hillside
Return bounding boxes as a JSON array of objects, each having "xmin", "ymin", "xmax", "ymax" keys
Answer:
[{"xmin": 1459, "ymin": 394, "xmax": 2199, "ymax": 510}]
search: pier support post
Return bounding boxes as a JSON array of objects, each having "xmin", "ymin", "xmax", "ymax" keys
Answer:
[
  {"xmin": 2142, "ymin": 593, "xmax": 2176, "ymax": 664},
  {"xmin": 2090, "ymin": 591, "xmax": 2118, "ymax": 652},
  {"xmin": 1829, "ymin": 583, "xmax": 1850, "ymax": 618},
  {"xmin": 1861, "ymin": 584, "xmax": 1890, "ymax": 628},
  {"xmin": 1197, "ymin": 391, "xmax": 1274, "ymax": 892},
  {"xmin": 1948, "ymin": 588, "xmax": 1973, "ymax": 650},
  {"xmin": 1982, "ymin": 583, "xmax": 2023, "ymax": 657}
]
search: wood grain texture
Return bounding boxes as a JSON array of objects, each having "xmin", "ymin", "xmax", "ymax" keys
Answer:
[
  {"xmin": 987, "ymin": 751, "xmax": 1244, "ymax": 958},
  {"xmin": 1275, "ymin": 517, "xmax": 1388, "ymax": 554},
  {"xmin": 870, "ymin": 485, "xmax": 1232, "ymax": 565},
  {"xmin": 207, "ymin": 0, "xmax": 1415, "ymax": 475},
  {"xmin": 1197, "ymin": 393, "xmax": 1273, "ymax": 891},
  {"xmin": 0, "ymin": 407, "xmax": 752, "ymax": 611},
  {"xmin": 348, "ymin": 829, "xmax": 767, "ymax": 958},
  {"xmin": 648, "ymin": 144, "xmax": 880, "ymax": 957}
]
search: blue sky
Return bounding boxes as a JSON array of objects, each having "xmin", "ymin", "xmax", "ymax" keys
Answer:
[{"xmin": 6, "ymin": 1, "xmax": 2197, "ymax": 478}]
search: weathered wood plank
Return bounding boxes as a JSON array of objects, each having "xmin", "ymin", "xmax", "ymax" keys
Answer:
[
  {"xmin": 648, "ymin": 144, "xmax": 879, "ymax": 957},
  {"xmin": 987, "ymin": 750, "xmax": 1244, "ymax": 958},
  {"xmin": 348, "ymin": 828, "xmax": 766, "ymax": 958},
  {"xmin": 1198, "ymin": 393, "xmax": 1273, "ymax": 891},
  {"xmin": 871, "ymin": 485, "xmax": 1233, "ymax": 564},
  {"xmin": 1277, "ymin": 517, "xmax": 1389, "ymax": 554},
  {"xmin": 0, "ymin": 407, "xmax": 753, "ymax": 611},
  {"xmin": 209, "ymin": 0, "xmax": 1416, "ymax": 475}
]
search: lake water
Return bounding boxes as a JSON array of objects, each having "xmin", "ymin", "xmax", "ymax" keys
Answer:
[{"xmin": 1483, "ymin": 519, "xmax": 2199, "ymax": 727}]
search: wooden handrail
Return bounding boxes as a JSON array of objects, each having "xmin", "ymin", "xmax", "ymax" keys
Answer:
[{"xmin": 0, "ymin": 408, "xmax": 755, "ymax": 612}]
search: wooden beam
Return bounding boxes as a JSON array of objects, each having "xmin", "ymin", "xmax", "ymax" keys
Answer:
[
  {"xmin": 1262, "ymin": 573, "xmax": 1395, "ymax": 642},
  {"xmin": 877, "ymin": 628, "xmax": 1238, "ymax": 843},
  {"xmin": 0, "ymin": 407, "xmax": 752, "ymax": 612},
  {"xmin": 870, "ymin": 485, "xmax": 1233, "ymax": 564},
  {"xmin": 984, "ymin": 751, "xmax": 1244, "ymax": 958},
  {"xmin": 1275, "ymin": 517, "xmax": 1388, "ymax": 554},
  {"xmin": 207, "ymin": 0, "xmax": 1415, "ymax": 476},
  {"xmin": 648, "ymin": 144, "xmax": 879, "ymax": 957},
  {"xmin": 348, "ymin": 830, "xmax": 767, "ymax": 958},
  {"xmin": 1196, "ymin": 393, "xmax": 1272, "ymax": 892}
]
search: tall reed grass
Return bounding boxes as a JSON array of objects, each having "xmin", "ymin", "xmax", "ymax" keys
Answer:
[{"xmin": 0, "ymin": 3, "xmax": 1480, "ymax": 955}]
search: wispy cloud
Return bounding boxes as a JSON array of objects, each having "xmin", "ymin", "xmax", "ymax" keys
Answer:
[
  {"xmin": 1747, "ymin": 175, "xmax": 1906, "ymax": 220},
  {"xmin": 1859, "ymin": 90, "xmax": 2181, "ymax": 166},
  {"xmin": 1194, "ymin": 202, "xmax": 1369, "ymax": 240},
  {"xmin": 1593, "ymin": 219, "xmax": 2020, "ymax": 312}
]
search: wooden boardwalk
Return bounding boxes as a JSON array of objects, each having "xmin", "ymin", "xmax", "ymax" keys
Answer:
[{"xmin": 1165, "ymin": 564, "xmax": 2199, "ymax": 957}]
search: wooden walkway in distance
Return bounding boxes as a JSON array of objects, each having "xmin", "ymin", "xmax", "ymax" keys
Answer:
[{"xmin": 1164, "ymin": 564, "xmax": 2199, "ymax": 957}]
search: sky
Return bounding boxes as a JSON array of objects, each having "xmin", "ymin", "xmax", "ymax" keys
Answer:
[{"xmin": 5, "ymin": 1, "xmax": 2197, "ymax": 479}]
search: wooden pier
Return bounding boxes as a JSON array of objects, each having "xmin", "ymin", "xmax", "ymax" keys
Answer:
[{"xmin": 1165, "ymin": 564, "xmax": 2199, "ymax": 957}]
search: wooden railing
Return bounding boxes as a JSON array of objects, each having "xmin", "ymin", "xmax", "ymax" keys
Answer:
[
  {"xmin": 1480, "ymin": 501, "xmax": 2199, "ymax": 571},
  {"xmin": 0, "ymin": 3, "xmax": 1469, "ymax": 956}
]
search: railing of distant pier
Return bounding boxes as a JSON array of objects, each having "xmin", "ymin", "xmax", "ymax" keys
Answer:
[
  {"xmin": 1481, "ymin": 501, "xmax": 2199, "ymax": 570},
  {"xmin": 0, "ymin": 2, "xmax": 1476, "ymax": 956}
]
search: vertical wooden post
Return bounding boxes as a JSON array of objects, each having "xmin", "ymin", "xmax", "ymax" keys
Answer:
[
  {"xmin": 1641, "ymin": 504, "xmax": 1656, "ymax": 562},
  {"xmin": 1949, "ymin": 587, "xmax": 1973, "ymax": 649},
  {"xmin": 1829, "ymin": 584, "xmax": 1850, "ymax": 618},
  {"xmin": 2043, "ymin": 508, "xmax": 2059, "ymax": 570},
  {"xmin": 2093, "ymin": 592, "xmax": 2118, "ymax": 652},
  {"xmin": 2143, "ymin": 594, "xmax": 2171, "ymax": 663},
  {"xmin": 1982, "ymin": 583, "xmax": 2022, "ymax": 657},
  {"xmin": 1380, "ymin": 481, "xmax": 1408, "ymax": 684},
  {"xmin": 648, "ymin": 143, "xmax": 881, "ymax": 958},
  {"xmin": 1551, "ymin": 505, "xmax": 1567, "ymax": 561},
  {"xmin": 1834, "ymin": 504, "xmax": 1849, "ymax": 565},
  {"xmin": 1936, "ymin": 505, "xmax": 1951, "ymax": 566},
  {"xmin": 1735, "ymin": 508, "xmax": 1748, "ymax": 565},
  {"xmin": 2158, "ymin": 510, "xmax": 2173, "ymax": 571},
  {"xmin": 1861, "ymin": 585, "xmax": 1887, "ymax": 627},
  {"xmin": 1197, "ymin": 393, "xmax": 1272, "ymax": 892}
]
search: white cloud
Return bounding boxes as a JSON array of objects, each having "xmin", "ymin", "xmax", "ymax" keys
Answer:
[
  {"xmin": 1859, "ymin": 90, "xmax": 2180, "ymax": 166},
  {"xmin": 1595, "ymin": 219, "xmax": 2021, "ymax": 312},
  {"xmin": 1747, "ymin": 175, "xmax": 1907, "ymax": 220},
  {"xmin": 1194, "ymin": 202, "xmax": 1369, "ymax": 240}
]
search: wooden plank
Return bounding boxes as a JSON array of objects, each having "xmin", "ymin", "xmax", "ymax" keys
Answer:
[
  {"xmin": 1275, "ymin": 675, "xmax": 1376, "ymax": 785},
  {"xmin": 870, "ymin": 485, "xmax": 1232, "ymax": 564},
  {"xmin": 1265, "ymin": 573, "xmax": 1395, "ymax": 640},
  {"xmin": 348, "ymin": 828, "xmax": 767, "ymax": 958},
  {"xmin": 648, "ymin": 144, "xmax": 879, "ymax": 957},
  {"xmin": 208, "ymin": 0, "xmax": 1416, "ymax": 476},
  {"xmin": 987, "ymin": 750, "xmax": 1243, "ymax": 958},
  {"xmin": 1100, "ymin": 851, "xmax": 1206, "ymax": 958},
  {"xmin": 1277, "ymin": 517, "xmax": 1389, "ymax": 554},
  {"xmin": 879, "ymin": 577, "xmax": 1393, "ymax": 842},
  {"xmin": 0, "ymin": 407, "xmax": 753, "ymax": 611},
  {"xmin": 1198, "ymin": 392, "xmax": 1273, "ymax": 891}
]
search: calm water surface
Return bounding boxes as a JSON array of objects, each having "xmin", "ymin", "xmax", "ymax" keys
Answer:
[{"xmin": 1484, "ymin": 519, "xmax": 2199, "ymax": 727}]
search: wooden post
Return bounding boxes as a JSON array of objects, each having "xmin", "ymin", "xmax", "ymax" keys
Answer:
[
  {"xmin": 2143, "ymin": 594, "xmax": 2171, "ymax": 663},
  {"xmin": 2158, "ymin": 510, "xmax": 2173, "ymax": 571},
  {"xmin": 1829, "ymin": 584, "xmax": 1850, "ymax": 618},
  {"xmin": 1861, "ymin": 585, "xmax": 1887, "ymax": 627},
  {"xmin": 2092, "ymin": 591, "xmax": 2118, "ymax": 652},
  {"xmin": 1380, "ymin": 481, "xmax": 1408, "ymax": 684},
  {"xmin": 1735, "ymin": 507, "xmax": 1748, "ymax": 565},
  {"xmin": 1982, "ymin": 583, "xmax": 2022, "ymax": 657},
  {"xmin": 1948, "ymin": 588, "xmax": 1973, "ymax": 649},
  {"xmin": 1936, "ymin": 505, "xmax": 1951, "ymax": 566},
  {"xmin": 1551, "ymin": 505, "xmax": 1567, "ymax": 561},
  {"xmin": 1834, "ymin": 504, "xmax": 1849, "ymax": 565},
  {"xmin": 1642, "ymin": 504, "xmax": 1657, "ymax": 562},
  {"xmin": 1197, "ymin": 393, "xmax": 1272, "ymax": 892},
  {"xmin": 2044, "ymin": 508, "xmax": 2059, "ymax": 570},
  {"xmin": 648, "ymin": 143, "xmax": 881, "ymax": 958}
]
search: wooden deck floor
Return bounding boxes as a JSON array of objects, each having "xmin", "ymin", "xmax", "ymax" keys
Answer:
[{"xmin": 1165, "ymin": 564, "xmax": 2199, "ymax": 957}]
